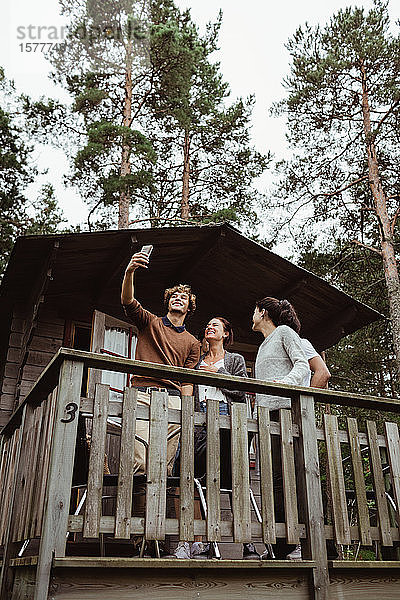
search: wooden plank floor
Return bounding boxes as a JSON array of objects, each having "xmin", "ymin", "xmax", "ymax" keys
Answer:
[{"xmin": 53, "ymin": 557, "xmax": 316, "ymax": 568}]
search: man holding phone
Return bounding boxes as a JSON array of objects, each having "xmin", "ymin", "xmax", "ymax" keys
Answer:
[{"xmin": 121, "ymin": 246, "xmax": 200, "ymax": 556}]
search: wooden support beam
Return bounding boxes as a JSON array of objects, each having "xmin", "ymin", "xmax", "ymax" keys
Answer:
[
  {"xmin": 258, "ymin": 407, "xmax": 276, "ymax": 544},
  {"xmin": 179, "ymin": 395, "xmax": 195, "ymax": 542},
  {"xmin": 0, "ymin": 409, "xmax": 27, "ymax": 600},
  {"xmin": 83, "ymin": 384, "xmax": 109, "ymax": 538},
  {"xmin": 292, "ymin": 394, "xmax": 330, "ymax": 600},
  {"xmin": 231, "ymin": 402, "xmax": 251, "ymax": 543},
  {"xmin": 34, "ymin": 359, "xmax": 84, "ymax": 600},
  {"xmin": 384, "ymin": 422, "xmax": 400, "ymax": 529},
  {"xmin": 88, "ymin": 310, "xmax": 106, "ymax": 400},
  {"xmin": 145, "ymin": 391, "xmax": 168, "ymax": 541},
  {"xmin": 324, "ymin": 414, "xmax": 351, "ymax": 545},
  {"xmin": 347, "ymin": 418, "xmax": 372, "ymax": 545},
  {"xmin": 280, "ymin": 409, "xmax": 300, "ymax": 545},
  {"xmin": 115, "ymin": 387, "xmax": 137, "ymax": 539},
  {"xmin": 367, "ymin": 420, "xmax": 393, "ymax": 547},
  {"xmin": 207, "ymin": 399, "xmax": 221, "ymax": 542}
]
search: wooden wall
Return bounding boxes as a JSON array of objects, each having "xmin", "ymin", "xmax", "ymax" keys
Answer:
[
  {"xmin": 0, "ymin": 303, "xmax": 65, "ymax": 425},
  {"xmin": 0, "ymin": 313, "xmax": 22, "ymax": 427}
]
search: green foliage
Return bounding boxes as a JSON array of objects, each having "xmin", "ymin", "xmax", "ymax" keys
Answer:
[
  {"xmin": 298, "ymin": 236, "xmax": 400, "ymax": 428},
  {"xmin": 271, "ymin": 0, "xmax": 400, "ymax": 244},
  {"xmin": 73, "ymin": 88, "xmax": 108, "ymax": 113},
  {"xmin": 24, "ymin": 184, "xmax": 66, "ymax": 236},
  {"xmin": 142, "ymin": 4, "xmax": 271, "ymax": 231},
  {"xmin": 0, "ymin": 74, "xmax": 65, "ymax": 277},
  {"xmin": 270, "ymin": 0, "xmax": 400, "ymax": 397},
  {"xmin": 29, "ymin": 0, "xmax": 269, "ymax": 231}
]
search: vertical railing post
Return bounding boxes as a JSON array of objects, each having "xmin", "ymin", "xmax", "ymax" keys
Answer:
[
  {"xmin": 292, "ymin": 393, "xmax": 330, "ymax": 600},
  {"xmin": 34, "ymin": 359, "xmax": 84, "ymax": 600}
]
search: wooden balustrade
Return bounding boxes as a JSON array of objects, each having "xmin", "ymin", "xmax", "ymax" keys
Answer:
[{"xmin": 1, "ymin": 348, "xmax": 400, "ymax": 600}]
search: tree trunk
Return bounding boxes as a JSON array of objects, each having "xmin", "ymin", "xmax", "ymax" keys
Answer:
[
  {"xmin": 119, "ymin": 44, "xmax": 133, "ymax": 230},
  {"xmin": 181, "ymin": 130, "xmax": 190, "ymax": 220},
  {"xmin": 360, "ymin": 62, "xmax": 400, "ymax": 380}
]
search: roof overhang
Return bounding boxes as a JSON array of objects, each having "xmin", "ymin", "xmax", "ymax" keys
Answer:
[{"xmin": 0, "ymin": 224, "xmax": 383, "ymax": 351}]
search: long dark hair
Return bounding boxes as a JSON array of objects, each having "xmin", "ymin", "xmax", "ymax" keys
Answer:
[
  {"xmin": 255, "ymin": 297, "xmax": 301, "ymax": 334},
  {"xmin": 214, "ymin": 317, "xmax": 234, "ymax": 348}
]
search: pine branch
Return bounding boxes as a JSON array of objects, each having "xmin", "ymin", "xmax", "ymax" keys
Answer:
[
  {"xmin": 350, "ymin": 240, "xmax": 382, "ymax": 256},
  {"xmin": 361, "ymin": 277, "xmax": 385, "ymax": 292},
  {"xmin": 391, "ymin": 204, "xmax": 400, "ymax": 235},
  {"xmin": 375, "ymin": 99, "xmax": 400, "ymax": 133},
  {"xmin": 319, "ymin": 175, "xmax": 368, "ymax": 197}
]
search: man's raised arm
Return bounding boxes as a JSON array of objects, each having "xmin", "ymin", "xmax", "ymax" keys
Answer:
[{"xmin": 121, "ymin": 251, "xmax": 149, "ymax": 306}]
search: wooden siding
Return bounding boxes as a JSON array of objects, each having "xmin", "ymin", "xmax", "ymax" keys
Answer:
[{"xmin": 0, "ymin": 304, "xmax": 65, "ymax": 424}]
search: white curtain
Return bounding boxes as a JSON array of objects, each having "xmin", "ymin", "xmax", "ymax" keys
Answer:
[{"xmin": 101, "ymin": 327, "xmax": 137, "ymax": 402}]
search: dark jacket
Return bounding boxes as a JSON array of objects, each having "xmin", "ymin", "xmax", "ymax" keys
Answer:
[{"xmin": 193, "ymin": 351, "xmax": 248, "ymax": 411}]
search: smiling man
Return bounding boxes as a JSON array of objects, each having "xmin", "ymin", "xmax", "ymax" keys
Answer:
[
  {"xmin": 121, "ymin": 249, "xmax": 200, "ymax": 476},
  {"xmin": 120, "ymin": 250, "xmax": 200, "ymax": 556}
]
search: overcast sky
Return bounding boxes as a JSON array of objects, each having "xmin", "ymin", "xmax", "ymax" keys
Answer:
[{"xmin": 2, "ymin": 0, "xmax": 399, "ymax": 227}]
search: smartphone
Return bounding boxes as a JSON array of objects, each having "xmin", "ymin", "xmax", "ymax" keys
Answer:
[{"xmin": 140, "ymin": 244, "xmax": 153, "ymax": 257}]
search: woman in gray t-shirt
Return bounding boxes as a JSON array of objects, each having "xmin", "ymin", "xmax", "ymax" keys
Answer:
[
  {"xmin": 252, "ymin": 297, "xmax": 309, "ymax": 411},
  {"xmin": 252, "ymin": 296, "xmax": 309, "ymax": 560}
]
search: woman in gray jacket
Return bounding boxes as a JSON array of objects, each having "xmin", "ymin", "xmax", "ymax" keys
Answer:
[
  {"xmin": 184, "ymin": 317, "xmax": 258, "ymax": 560},
  {"xmin": 194, "ymin": 316, "xmax": 247, "ymax": 413}
]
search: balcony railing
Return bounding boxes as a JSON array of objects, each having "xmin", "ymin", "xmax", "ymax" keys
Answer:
[{"xmin": 1, "ymin": 348, "xmax": 400, "ymax": 600}]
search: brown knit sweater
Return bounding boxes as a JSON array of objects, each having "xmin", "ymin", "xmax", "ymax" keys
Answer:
[{"xmin": 123, "ymin": 299, "xmax": 201, "ymax": 391}]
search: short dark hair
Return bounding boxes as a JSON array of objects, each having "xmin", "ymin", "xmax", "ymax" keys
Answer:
[
  {"xmin": 164, "ymin": 284, "xmax": 196, "ymax": 315},
  {"xmin": 255, "ymin": 297, "xmax": 301, "ymax": 334}
]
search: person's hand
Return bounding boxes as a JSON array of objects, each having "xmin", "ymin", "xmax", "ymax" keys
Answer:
[
  {"xmin": 125, "ymin": 252, "xmax": 150, "ymax": 274},
  {"xmin": 199, "ymin": 364, "xmax": 219, "ymax": 373}
]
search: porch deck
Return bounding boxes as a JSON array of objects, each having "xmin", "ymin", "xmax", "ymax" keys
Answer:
[{"xmin": 1, "ymin": 349, "xmax": 400, "ymax": 599}]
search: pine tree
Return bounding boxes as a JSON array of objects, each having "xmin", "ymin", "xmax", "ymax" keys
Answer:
[
  {"xmin": 298, "ymin": 236, "xmax": 395, "ymax": 396},
  {"xmin": 25, "ymin": 0, "xmax": 158, "ymax": 229},
  {"xmin": 26, "ymin": 0, "xmax": 270, "ymax": 232},
  {"xmin": 147, "ymin": 2, "xmax": 270, "ymax": 229},
  {"xmin": 272, "ymin": 1, "xmax": 400, "ymax": 376},
  {"xmin": 0, "ymin": 69, "xmax": 64, "ymax": 276}
]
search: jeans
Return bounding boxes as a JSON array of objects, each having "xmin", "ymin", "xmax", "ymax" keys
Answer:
[{"xmin": 197, "ymin": 400, "xmax": 232, "ymax": 490}]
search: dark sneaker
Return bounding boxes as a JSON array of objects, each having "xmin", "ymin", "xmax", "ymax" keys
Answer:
[{"xmin": 242, "ymin": 543, "xmax": 260, "ymax": 560}]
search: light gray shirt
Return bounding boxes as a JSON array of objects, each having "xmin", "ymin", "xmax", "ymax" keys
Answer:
[
  {"xmin": 255, "ymin": 325, "xmax": 310, "ymax": 411},
  {"xmin": 301, "ymin": 338, "xmax": 318, "ymax": 386}
]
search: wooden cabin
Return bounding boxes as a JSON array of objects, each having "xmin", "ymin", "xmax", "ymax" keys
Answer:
[
  {"xmin": 0, "ymin": 223, "xmax": 381, "ymax": 422},
  {"xmin": 1, "ymin": 224, "xmax": 400, "ymax": 600}
]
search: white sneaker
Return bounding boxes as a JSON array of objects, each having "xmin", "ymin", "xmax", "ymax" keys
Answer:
[
  {"xmin": 173, "ymin": 541, "xmax": 191, "ymax": 559},
  {"xmin": 191, "ymin": 542, "xmax": 211, "ymax": 559},
  {"xmin": 286, "ymin": 544, "xmax": 302, "ymax": 560}
]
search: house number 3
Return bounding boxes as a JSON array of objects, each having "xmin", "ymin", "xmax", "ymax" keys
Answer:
[{"xmin": 61, "ymin": 402, "xmax": 78, "ymax": 423}]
